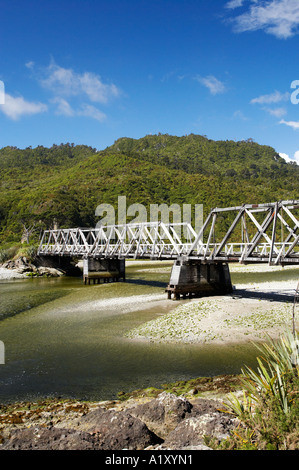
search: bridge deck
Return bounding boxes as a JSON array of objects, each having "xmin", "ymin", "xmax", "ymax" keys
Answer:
[{"xmin": 37, "ymin": 201, "xmax": 299, "ymax": 266}]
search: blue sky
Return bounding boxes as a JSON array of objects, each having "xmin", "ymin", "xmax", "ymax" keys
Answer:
[{"xmin": 1, "ymin": 0, "xmax": 299, "ymax": 163}]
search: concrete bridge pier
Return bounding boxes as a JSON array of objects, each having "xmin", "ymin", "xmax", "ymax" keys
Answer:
[
  {"xmin": 165, "ymin": 258, "xmax": 233, "ymax": 300},
  {"xmin": 83, "ymin": 258, "xmax": 125, "ymax": 285}
]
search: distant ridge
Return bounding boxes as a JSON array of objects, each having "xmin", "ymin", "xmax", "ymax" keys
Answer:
[{"xmin": 0, "ymin": 134, "xmax": 298, "ymax": 245}]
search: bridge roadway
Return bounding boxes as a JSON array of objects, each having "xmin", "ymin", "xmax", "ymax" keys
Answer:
[
  {"xmin": 38, "ymin": 200, "xmax": 299, "ymax": 265},
  {"xmin": 37, "ymin": 200, "xmax": 299, "ymax": 297}
]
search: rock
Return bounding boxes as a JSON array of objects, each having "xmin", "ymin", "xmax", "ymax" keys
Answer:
[
  {"xmin": 2, "ymin": 257, "xmax": 37, "ymax": 274},
  {"xmin": 0, "ymin": 267, "xmax": 26, "ymax": 279},
  {"xmin": 73, "ymin": 407, "xmax": 162, "ymax": 450},
  {"xmin": 162, "ymin": 413, "xmax": 238, "ymax": 449},
  {"xmin": 0, "ymin": 383, "xmax": 242, "ymax": 450},
  {"xmin": 133, "ymin": 395, "xmax": 237, "ymax": 450},
  {"xmin": 189, "ymin": 397, "xmax": 226, "ymax": 417},
  {"xmin": 0, "ymin": 408, "xmax": 163, "ymax": 450},
  {"xmin": 129, "ymin": 392, "xmax": 193, "ymax": 439},
  {"xmin": 146, "ymin": 443, "xmax": 212, "ymax": 450},
  {"xmin": 36, "ymin": 267, "xmax": 64, "ymax": 277},
  {"xmin": 1, "ymin": 257, "xmax": 64, "ymax": 277},
  {"xmin": 0, "ymin": 425, "xmax": 100, "ymax": 450}
]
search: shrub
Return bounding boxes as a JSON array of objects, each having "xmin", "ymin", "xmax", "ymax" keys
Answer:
[
  {"xmin": 218, "ymin": 330, "xmax": 299, "ymax": 450},
  {"xmin": 0, "ymin": 245, "xmax": 19, "ymax": 264},
  {"xmin": 25, "ymin": 244, "xmax": 38, "ymax": 262}
]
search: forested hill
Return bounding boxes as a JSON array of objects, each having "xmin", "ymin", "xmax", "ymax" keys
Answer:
[
  {"xmin": 0, "ymin": 144, "xmax": 97, "ymax": 170},
  {"xmin": 0, "ymin": 135, "xmax": 298, "ymax": 247},
  {"xmin": 105, "ymin": 134, "xmax": 298, "ymax": 180}
]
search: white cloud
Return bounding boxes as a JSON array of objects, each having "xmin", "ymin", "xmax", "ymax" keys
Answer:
[
  {"xmin": 279, "ymin": 152, "xmax": 292, "ymax": 162},
  {"xmin": 25, "ymin": 61, "xmax": 35, "ymax": 69},
  {"xmin": 228, "ymin": 0, "xmax": 299, "ymax": 39},
  {"xmin": 233, "ymin": 109, "xmax": 248, "ymax": 120},
  {"xmin": 18, "ymin": 60, "xmax": 120, "ymax": 122},
  {"xmin": 264, "ymin": 107, "xmax": 287, "ymax": 117},
  {"xmin": 280, "ymin": 119, "xmax": 299, "ymax": 130},
  {"xmin": 52, "ymin": 97, "xmax": 75, "ymax": 117},
  {"xmin": 0, "ymin": 93, "xmax": 47, "ymax": 120},
  {"xmin": 77, "ymin": 104, "xmax": 106, "ymax": 122},
  {"xmin": 226, "ymin": 0, "xmax": 246, "ymax": 9},
  {"xmin": 41, "ymin": 62, "xmax": 120, "ymax": 104},
  {"xmin": 38, "ymin": 61, "xmax": 120, "ymax": 121},
  {"xmin": 196, "ymin": 75, "xmax": 226, "ymax": 95},
  {"xmin": 279, "ymin": 151, "xmax": 299, "ymax": 164},
  {"xmin": 251, "ymin": 90, "xmax": 289, "ymax": 104},
  {"xmin": 251, "ymin": 91, "xmax": 289, "ymax": 119},
  {"xmin": 79, "ymin": 72, "xmax": 119, "ymax": 103},
  {"xmin": 51, "ymin": 97, "xmax": 106, "ymax": 122}
]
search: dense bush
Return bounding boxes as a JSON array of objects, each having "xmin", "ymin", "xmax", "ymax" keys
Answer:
[
  {"xmin": 0, "ymin": 245, "xmax": 19, "ymax": 263},
  {"xmin": 0, "ymin": 135, "xmax": 298, "ymax": 246}
]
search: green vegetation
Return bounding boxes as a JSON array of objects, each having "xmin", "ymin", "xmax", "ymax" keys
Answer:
[
  {"xmin": 211, "ymin": 330, "xmax": 299, "ymax": 450},
  {"xmin": 107, "ymin": 134, "xmax": 298, "ymax": 181},
  {"xmin": 125, "ymin": 300, "xmax": 217, "ymax": 343},
  {"xmin": 0, "ymin": 243, "xmax": 38, "ymax": 264},
  {"xmin": 125, "ymin": 298, "xmax": 294, "ymax": 344},
  {"xmin": 0, "ymin": 134, "xmax": 298, "ymax": 248},
  {"xmin": 117, "ymin": 374, "xmax": 242, "ymax": 402}
]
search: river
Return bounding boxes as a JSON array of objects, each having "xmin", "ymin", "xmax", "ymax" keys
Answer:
[{"xmin": 0, "ymin": 261, "xmax": 279, "ymax": 404}]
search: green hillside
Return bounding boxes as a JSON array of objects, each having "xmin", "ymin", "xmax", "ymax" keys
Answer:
[
  {"xmin": 105, "ymin": 134, "xmax": 298, "ymax": 180},
  {"xmin": 0, "ymin": 134, "xmax": 298, "ymax": 247}
]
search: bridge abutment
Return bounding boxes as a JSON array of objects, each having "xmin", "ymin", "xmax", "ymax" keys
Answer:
[
  {"xmin": 165, "ymin": 258, "xmax": 233, "ymax": 300},
  {"xmin": 83, "ymin": 258, "xmax": 125, "ymax": 285},
  {"xmin": 36, "ymin": 255, "xmax": 82, "ymax": 276}
]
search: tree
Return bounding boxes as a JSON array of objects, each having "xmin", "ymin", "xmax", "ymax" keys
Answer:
[{"xmin": 20, "ymin": 221, "xmax": 36, "ymax": 244}]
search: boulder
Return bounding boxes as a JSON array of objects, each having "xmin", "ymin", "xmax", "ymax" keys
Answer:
[
  {"xmin": 189, "ymin": 397, "xmax": 227, "ymax": 417},
  {"xmin": 0, "ymin": 391, "xmax": 240, "ymax": 450},
  {"xmin": 1, "ymin": 257, "xmax": 64, "ymax": 277},
  {"xmin": 129, "ymin": 392, "xmax": 193, "ymax": 439},
  {"xmin": 36, "ymin": 267, "xmax": 64, "ymax": 277},
  {"xmin": 74, "ymin": 407, "xmax": 162, "ymax": 450},
  {"xmin": 162, "ymin": 412, "xmax": 238, "ymax": 449},
  {"xmin": 2, "ymin": 257, "xmax": 36, "ymax": 274},
  {"xmin": 0, "ymin": 425, "xmax": 100, "ymax": 450}
]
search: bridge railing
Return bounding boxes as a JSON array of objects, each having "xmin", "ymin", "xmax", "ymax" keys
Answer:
[
  {"xmin": 38, "ymin": 234, "xmax": 299, "ymax": 263},
  {"xmin": 37, "ymin": 222, "xmax": 198, "ymax": 259},
  {"xmin": 187, "ymin": 200, "xmax": 299, "ymax": 265},
  {"xmin": 37, "ymin": 201, "xmax": 299, "ymax": 265}
]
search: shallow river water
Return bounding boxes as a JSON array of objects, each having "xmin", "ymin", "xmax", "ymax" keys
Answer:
[{"xmin": 0, "ymin": 261, "xmax": 292, "ymax": 404}]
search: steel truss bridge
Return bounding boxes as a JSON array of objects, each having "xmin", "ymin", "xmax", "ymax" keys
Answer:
[{"xmin": 38, "ymin": 200, "xmax": 299, "ymax": 266}]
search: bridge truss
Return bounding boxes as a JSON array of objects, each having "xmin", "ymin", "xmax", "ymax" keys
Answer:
[{"xmin": 38, "ymin": 200, "xmax": 299, "ymax": 265}]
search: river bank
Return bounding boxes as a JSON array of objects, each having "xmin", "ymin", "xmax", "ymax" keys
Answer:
[
  {"xmin": 0, "ymin": 374, "xmax": 242, "ymax": 450},
  {"xmin": 0, "ymin": 256, "xmax": 65, "ymax": 279},
  {"xmin": 0, "ymin": 267, "xmax": 26, "ymax": 280},
  {"xmin": 1, "ymin": 259, "xmax": 298, "ymax": 347},
  {"xmin": 125, "ymin": 263, "xmax": 299, "ymax": 345},
  {"xmin": 0, "ymin": 262, "xmax": 298, "ymax": 450}
]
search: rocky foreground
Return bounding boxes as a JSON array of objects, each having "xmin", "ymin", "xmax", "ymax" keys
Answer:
[{"xmin": 0, "ymin": 375, "xmax": 242, "ymax": 451}]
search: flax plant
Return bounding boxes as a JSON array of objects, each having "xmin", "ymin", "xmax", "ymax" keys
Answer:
[
  {"xmin": 223, "ymin": 329, "xmax": 299, "ymax": 450},
  {"xmin": 240, "ymin": 330, "xmax": 299, "ymax": 413}
]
